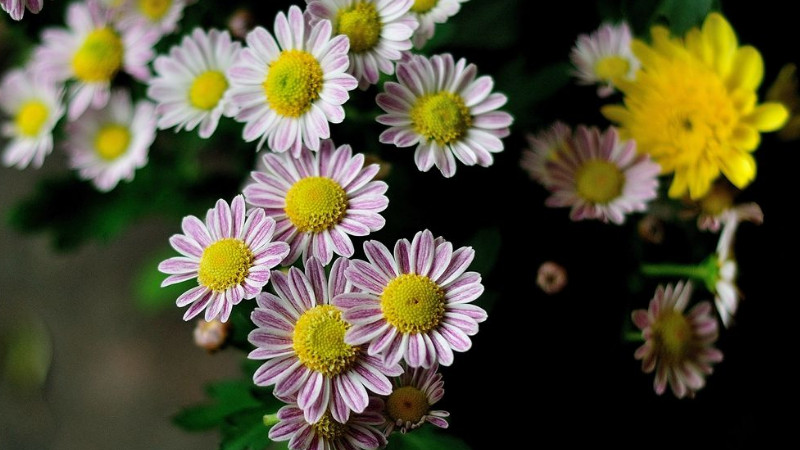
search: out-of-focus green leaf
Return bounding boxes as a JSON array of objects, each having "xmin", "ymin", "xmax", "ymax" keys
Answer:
[
  {"xmin": 173, "ymin": 380, "xmax": 264, "ymax": 431},
  {"xmin": 427, "ymin": 0, "xmax": 519, "ymax": 50},
  {"xmin": 220, "ymin": 409, "xmax": 272, "ymax": 450},
  {"xmin": 654, "ymin": 0, "xmax": 715, "ymax": 34},
  {"xmin": 496, "ymin": 59, "xmax": 572, "ymax": 127},
  {"xmin": 467, "ymin": 227, "xmax": 501, "ymax": 276},
  {"xmin": 387, "ymin": 427, "xmax": 472, "ymax": 450},
  {"xmin": 134, "ymin": 248, "xmax": 188, "ymax": 313}
]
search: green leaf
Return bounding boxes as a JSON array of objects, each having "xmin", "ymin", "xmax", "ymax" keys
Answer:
[
  {"xmin": 173, "ymin": 380, "xmax": 263, "ymax": 431},
  {"xmin": 134, "ymin": 247, "xmax": 188, "ymax": 313},
  {"xmin": 467, "ymin": 227, "xmax": 501, "ymax": 276},
  {"xmin": 220, "ymin": 409, "xmax": 272, "ymax": 450},
  {"xmin": 427, "ymin": 0, "xmax": 519, "ymax": 50},
  {"xmin": 387, "ymin": 427, "xmax": 472, "ymax": 450},
  {"xmin": 495, "ymin": 59, "xmax": 572, "ymax": 128},
  {"xmin": 653, "ymin": 0, "xmax": 715, "ymax": 34}
]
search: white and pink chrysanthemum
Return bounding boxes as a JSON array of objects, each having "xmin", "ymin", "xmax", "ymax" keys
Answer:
[
  {"xmin": 269, "ymin": 397, "xmax": 387, "ymax": 450},
  {"xmin": 0, "ymin": 0, "xmax": 42, "ymax": 20},
  {"xmin": 116, "ymin": 0, "xmax": 187, "ymax": 36},
  {"xmin": 520, "ymin": 121, "xmax": 572, "ymax": 187},
  {"xmin": 544, "ymin": 125, "xmax": 660, "ymax": 225},
  {"xmin": 64, "ymin": 89, "xmax": 156, "ymax": 191},
  {"xmin": 570, "ymin": 22, "xmax": 639, "ymax": 97},
  {"xmin": 334, "ymin": 230, "xmax": 487, "ymax": 368},
  {"xmin": 382, "ymin": 363, "xmax": 448, "ymax": 435},
  {"xmin": 226, "ymin": 5, "xmax": 358, "ymax": 156},
  {"xmin": 0, "ymin": 69, "xmax": 64, "ymax": 169},
  {"xmin": 306, "ymin": 0, "xmax": 418, "ymax": 90},
  {"xmin": 407, "ymin": 0, "xmax": 467, "ymax": 49},
  {"xmin": 148, "ymin": 28, "xmax": 241, "ymax": 138},
  {"xmin": 244, "ymin": 139, "xmax": 388, "ymax": 266},
  {"xmin": 158, "ymin": 195, "xmax": 290, "ymax": 322},
  {"xmin": 249, "ymin": 257, "xmax": 402, "ymax": 424},
  {"xmin": 32, "ymin": 1, "xmax": 157, "ymax": 120},
  {"xmin": 632, "ymin": 281, "xmax": 724, "ymax": 399},
  {"xmin": 377, "ymin": 53, "xmax": 513, "ymax": 177}
]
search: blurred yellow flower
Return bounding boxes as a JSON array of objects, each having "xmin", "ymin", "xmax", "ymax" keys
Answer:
[{"xmin": 766, "ymin": 63, "xmax": 800, "ymax": 141}]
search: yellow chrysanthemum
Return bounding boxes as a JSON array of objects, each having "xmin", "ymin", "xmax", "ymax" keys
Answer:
[{"xmin": 602, "ymin": 13, "xmax": 789, "ymax": 199}]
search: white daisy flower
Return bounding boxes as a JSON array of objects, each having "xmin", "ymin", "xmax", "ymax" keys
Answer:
[
  {"xmin": 570, "ymin": 22, "xmax": 639, "ymax": 97},
  {"xmin": 1, "ymin": 0, "xmax": 42, "ymax": 20},
  {"xmin": 0, "ymin": 69, "xmax": 64, "ymax": 169},
  {"xmin": 148, "ymin": 28, "xmax": 241, "ymax": 138},
  {"xmin": 407, "ymin": 0, "xmax": 467, "ymax": 49},
  {"xmin": 64, "ymin": 89, "xmax": 157, "ymax": 192},
  {"xmin": 116, "ymin": 0, "xmax": 187, "ymax": 36}
]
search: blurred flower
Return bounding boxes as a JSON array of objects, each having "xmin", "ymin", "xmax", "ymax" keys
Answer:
[
  {"xmin": 603, "ymin": 13, "xmax": 788, "ymax": 199},
  {"xmin": 632, "ymin": 281, "xmax": 723, "ymax": 399},
  {"xmin": 0, "ymin": 69, "xmax": 64, "ymax": 169},
  {"xmin": 226, "ymin": 5, "xmax": 358, "ymax": 155},
  {"xmin": 193, "ymin": 318, "xmax": 230, "ymax": 352},
  {"xmin": 570, "ymin": 22, "xmax": 638, "ymax": 97},
  {"xmin": 520, "ymin": 121, "xmax": 571, "ymax": 187},
  {"xmin": 158, "ymin": 195, "xmax": 289, "ymax": 322},
  {"xmin": 32, "ymin": 1, "xmax": 158, "ymax": 119},
  {"xmin": 148, "ymin": 28, "xmax": 241, "ymax": 138},
  {"xmin": 544, "ymin": 125, "xmax": 660, "ymax": 225},
  {"xmin": 377, "ymin": 53, "xmax": 513, "ymax": 177},
  {"xmin": 306, "ymin": 0, "xmax": 418, "ymax": 90},
  {"xmin": 766, "ymin": 63, "xmax": 800, "ymax": 141},
  {"xmin": 116, "ymin": 0, "xmax": 187, "ymax": 37},
  {"xmin": 244, "ymin": 140, "xmax": 388, "ymax": 266},
  {"xmin": 249, "ymin": 257, "xmax": 402, "ymax": 424},
  {"xmin": 335, "ymin": 230, "xmax": 487, "ymax": 368},
  {"xmin": 383, "ymin": 362, "xmax": 448, "ymax": 434},
  {"xmin": 695, "ymin": 181, "xmax": 737, "ymax": 232},
  {"xmin": 227, "ymin": 7, "xmax": 254, "ymax": 40},
  {"xmin": 536, "ymin": 261, "xmax": 567, "ymax": 294},
  {"xmin": 64, "ymin": 89, "xmax": 156, "ymax": 191},
  {"xmin": 0, "ymin": 0, "xmax": 42, "ymax": 20},
  {"xmin": 408, "ymin": 0, "xmax": 467, "ymax": 49},
  {"xmin": 637, "ymin": 214, "xmax": 665, "ymax": 244},
  {"xmin": 269, "ymin": 397, "xmax": 387, "ymax": 450}
]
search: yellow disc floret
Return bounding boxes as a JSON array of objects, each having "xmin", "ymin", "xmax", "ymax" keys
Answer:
[
  {"xmin": 602, "ymin": 13, "xmax": 789, "ymax": 199},
  {"xmin": 386, "ymin": 385, "xmax": 429, "ymax": 424},
  {"xmin": 138, "ymin": 0, "xmax": 171, "ymax": 21},
  {"xmin": 93, "ymin": 124, "xmax": 131, "ymax": 160},
  {"xmin": 336, "ymin": 2, "xmax": 382, "ymax": 53},
  {"xmin": 189, "ymin": 70, "xmax": 228, "ymax": 110},
  {"xmin": 293, "ymin": 305, "xmax": 359, "ymax": 377},
  {"xmin": 594, "ymin": 55, "xmax": 631, "ymax": 82},
  {"xmin": 197, "ymin": 238, "xmax": 254, "ymax": 292},
  {"xmin": 312, "ymin": 412, "xmax": 348, "ymax": 440},
  {"xmin": 410, "ymin": 92, "xmax": 472, "ymax": 146},
  {"xmin": 411, "ymin": 0, "xmax": 438, "ymax": 14},
  {"xmin": 284, "ymin": 177, "xmax": 348, "ymax": 233},
  {"xmin": 575, "ymin": 160, "xmax": 625, "ymax": 204},
  {"xmin": 651, "ymin": 309, "xmax": 693, "ymax": 366},
  {"xmin": 380, "ymin": 274, "xmax": 445, "ymax": 334},
  {"xmin": 15, "ymin": 100, "xmax": 49, "ymax": 137},
  {"xmin": 72, "ymin": 28, "xmax": 124, "ymax": 83},
  {"xmin": 263, "ymin": 50, "xmax": 324, "ymax": 118}
]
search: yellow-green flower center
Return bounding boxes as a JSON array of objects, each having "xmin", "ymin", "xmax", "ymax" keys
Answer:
[
  {"xmin": 594, "ymin": 55, "xmax": 631, "ymax": 82},
  {"xmin": 312, "ymin": 412, "xmax": 348, "ymax": 440},
  {"xmin": 284, "ymin": 177, "xmax": 348, "ymax": 233},
  {"xmin": 575, "ymin": 159, "xmax": 624, "ymax": 204},
  {"xmin": 15, "ymin": 100, "xmax": 49, "ymax": 137},
  {"xmin": 263, "ymin": 50, "xmax": 324, "ymax": 118},
  {"xmin": 380, "ymin": 274, "xmax": 445, "ymax": 334},
  {"xmin": 651, "ymin": 309, "xmax": 693, "ymax": 365},
  {"xmin": 336, "ymin": 2, "xmax": 382, "ymax": 53},
  {"xmin": 93, "ymin": 124, "xmax": 131, "ymax": 160},
  {"xmin": 293, "ymin": 305, "xmax": 359, "ymax": 377},
  {"xmin": 386, "ymin": 385, "xmax": 429, "ymax": 424},
  {"xmin": 138, "ymin": 0, "xmax": 171, "ymax": 21},
  {"xmin": 410, "ymin": 92, "xmax": 472, "ymax": 146},
  {"xmin": 411, "ymin": 0, "xmax": 438, "ymax": 14},
  {"xmin": 189, "ymin": 70, "xmax": 228, "ymax": 111},
  {"xmin": 72, "ymin": 28, "xmax": 124, "ymax": 83},
  {"xmin": 197, "ymin": 238, "xmax": 254, "ymax": 292}
]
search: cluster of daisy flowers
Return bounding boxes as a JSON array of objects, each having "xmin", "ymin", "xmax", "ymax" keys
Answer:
[{"xmin": 521, "ymin": 12, "xmax": 784, "ymax": 398}]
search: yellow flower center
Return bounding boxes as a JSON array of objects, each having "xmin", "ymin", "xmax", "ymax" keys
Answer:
[
  {"xmin": 411, "ymin": 0, "xmax": 438, "ymax": 14},
  {"xmin": 72, "ymin": 28, "xmax": 124, "ymax": 83},
  {"xmin": 410, "ymin": 92, "xmax": 472, "ymax": 146},
  {"xmin": 380, "ymin": 274, "xmax": 446, "ymax": 334},
  {"xmin": 336, "ymin": 2, "xmax": 382, "ymax": 53},
  {"xmin": 386, "ymin": 385, "xmax": 429, "ymax": 424},
  {"xmin": 93, "ymin": 124, "xmax": 131, "ymax": 160},
  {"xmin": 312, "ymin": 412, "xmax": 348, "ymax": 440},
  {"xmin": 138, "ymin": 0, "xmax": 171, "ymax": 21},
  {"xmin": 594, "ymin": 55, "xmax": 631, "ymax": 82},
  {"xmin": 197, "ymin": 238, "xmax": 254, "ymax": 292},
  {"xmin": 284, "ymin": 177, "xmax": 348, "ymax": 233},
  {"xmin": 574, "ymin": 160, "xmax": 624, "ymax": 204},
  {"xmin": 189, "ymin": 70, "xmax": 229, "ymax": 111},
  {"xmin": 263, "ymin": 50, "xmax": 324, "ymax": 118},
  {"xmin": 651, "ymin": 309, "xmax": 693, "ymax": 365},
  {"xmin": 293, "ymin": 305, "xmax": 359, "ymax": 377},
  {"xmin": 15, "ymin": 100, "xmax": 49, "ymax": 137}
]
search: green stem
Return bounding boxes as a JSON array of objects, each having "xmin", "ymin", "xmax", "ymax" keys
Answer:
[
  {"xmin": 624, "ymin": 331, "xmax": 645, "ymax": 342},
  {"xmin": 263, "ymin": 413, "xmax": 279, "ymax": 427},
  {"xmin": 640, "ymin": 262, "xmax": 710, "ymax": 280}
]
